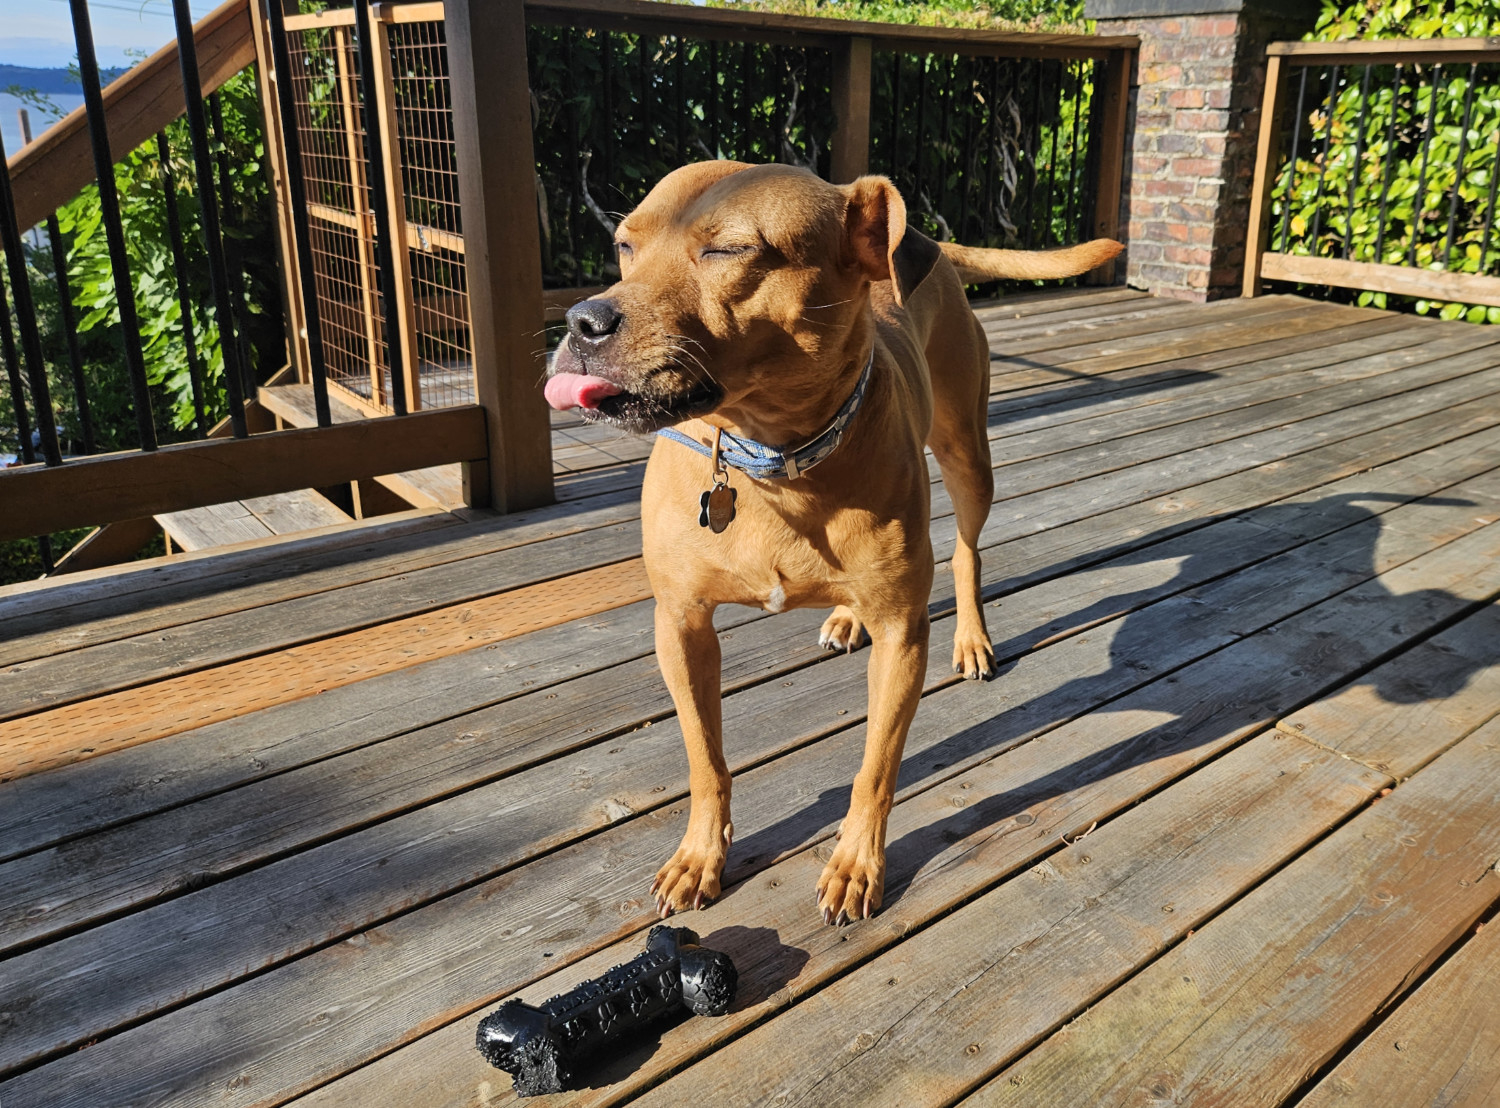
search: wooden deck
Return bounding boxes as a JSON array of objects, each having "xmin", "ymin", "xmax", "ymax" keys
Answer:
[{"xmin": 2, "ymin": 288, "xmax": 1500, "ymax": 1108}]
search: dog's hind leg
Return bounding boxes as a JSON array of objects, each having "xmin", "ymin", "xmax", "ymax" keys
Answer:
[
  {"xmin": 928, "ymin": 323, "xmax": 996, "ymax": 680},
  {"xmin": 650, "ymin": 599, "xmax": 733, "ymax": 916}
]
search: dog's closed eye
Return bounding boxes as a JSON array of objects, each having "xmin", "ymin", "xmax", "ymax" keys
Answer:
[{"xmin": 699, "ymin": 243, "xmax": 757, "ymax": 260}]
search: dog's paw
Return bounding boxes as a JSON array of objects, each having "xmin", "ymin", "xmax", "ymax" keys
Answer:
[
  {"xmin": 952, "ymin": 629, "xmax": 996, "ymax": 681},
  {"xmin": 650, "ymin": 825, "xmax": 731, "ymax": 917},
  {"xmin": 818, "ymin": 607, "xmax": 867, "ymax": 654},
  {"xmin": 815, "ymin": 834, "xmax": 885, "ymax": 927}
]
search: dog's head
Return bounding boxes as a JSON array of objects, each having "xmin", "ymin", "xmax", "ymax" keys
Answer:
[{"xmin": 545, "ymin": 162, "xmax": 939, "ymax": 436}]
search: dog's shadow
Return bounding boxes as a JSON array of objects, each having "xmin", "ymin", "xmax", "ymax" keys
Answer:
[{"xmin": 729, "ymin": 490, "xmax": 1495, "ymax": 919}]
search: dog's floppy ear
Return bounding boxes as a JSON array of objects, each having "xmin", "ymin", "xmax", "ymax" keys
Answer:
[{"xmin": 843, "ymin": 175, "xmax": 941, "ymax": 307}]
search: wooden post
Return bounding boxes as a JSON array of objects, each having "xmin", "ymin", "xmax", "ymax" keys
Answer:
[
  {"xmin": 830, "ymin": 36, "xmax": 873, "ymax": 183},
  {"xmin": 250, "ymin": 0, "xmax": 310, "ymax": 383},
  {"xmin": 1243, "ymin": 52, "xmax": 1286, "ymax": 298},
  {"xmin": 333, "ymin": 26, "xmax": 384, "ymax": 404},
  {"xmin": 445, "ymin": 0, "xmax": 554, "ymax": 512},
  {"xmin": 1087, "ymin": 46, "xmax": 1133, "ymax": 286},
  {"xmin": 368, "ymin": 15, "xmax": 422, "ymax": 409}
]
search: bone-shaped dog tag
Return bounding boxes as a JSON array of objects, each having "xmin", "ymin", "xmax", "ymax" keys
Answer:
[{"xmin": 698, "ymin": 484, "xmax": 736, "ymax": 533}]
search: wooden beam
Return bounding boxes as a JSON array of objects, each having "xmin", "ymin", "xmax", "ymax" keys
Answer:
[
  {"xmin": 46, "ymin": 517, "xmax": 161, "ymax": 576},
  {"xmin": 542, "ymin": 285, "xmax": 610, "ymax": 321},
  {"xmin": 1260, "ymin": 251, "xmax": 1500, "ymax": 309},
  {"xmin": 524, "ymin": 0, "xmax": 1137, "ymax": 58},
  {"xmin": 4, "ymin": 0, "xmax": 256, "ymax": 232},
  {"xmin": 446, "ymin": 0, "xmax": 555, "ymax": 512},
  {"xmin": 0, "ymin": 407, "xmax": 486, "ymax": 540},
  {"xmin": 1087, "ymin": 46, "xmax": 1133, "ymax": 286},
  {"xmin": 1243, "ymin": 53, "xmax": 1287, "ymax": 298},
  {"xmin": 830, "ymin": 36, "xmax": 873, "ymax": 183},
  {"xmin": 334, "ymin": 26, "xmax": 387, "ymax": 403},
  {"xmin": 1268, "ymin": 37, "xmax": 1500, "ymax": 66},
  {"xmin": 250, "ymin": 0, "xmax": 310, "ymax": 383},
  {"xmin": 369, "ymin": 14, "xmax": 424, "ymax": 411}
]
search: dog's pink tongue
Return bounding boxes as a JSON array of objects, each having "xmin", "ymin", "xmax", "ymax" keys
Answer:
[{"xmin": 545, "ymin": 372, "xmax": 622, "ymax": 411}]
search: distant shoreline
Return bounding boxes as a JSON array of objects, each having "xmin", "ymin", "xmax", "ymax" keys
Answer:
[{"xmin": 0, "ymin": 64, "xmax": 128, "ymax": 97}]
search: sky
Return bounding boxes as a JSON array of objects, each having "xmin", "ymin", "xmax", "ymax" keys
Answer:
[{"xmin": 0, "ymin": 0, "xmax": 223, "ymax": 70}]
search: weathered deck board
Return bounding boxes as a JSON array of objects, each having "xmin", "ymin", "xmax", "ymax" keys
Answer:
[
  {"xmin": 7, "ymin": 444, "xmax": 1500, "ymax": 1103},
  {"xmin": 9, "ymin": 457, "xmax": 1498, "ymax": 959},
  {"xmin": 285, "ymin": 501, "xmax": 1500, "ymax": 1108},
  {"xmin": 0, "ymin": 557, "xmax": 653, "ymax": 781},
  {"xmin": 1299, "ymin": 911, "xmax": 1500, "ymax": 1108},
  {"xmin": 967, "ymin": 717, "xmax": 1500, "ymax": 1108},
  {"xmin": 1278, "ymin": 601, "xmax": 1500, "ymax": 778},
  {"xmin": 2, "ymin": 291, "xmax": 1497, "ymax": 1108},
  {"xmin": 14, "ymin": 315, "xmax": 1479, "ymax": 729},
  {"xmin": 7, "ymin": 399, "xmax": 1494, "ymax": 869}
]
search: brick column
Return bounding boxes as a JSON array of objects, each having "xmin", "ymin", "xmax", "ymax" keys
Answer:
[{"xmin": 1084, "ymin": 0, "xmax": 1315, "ymax": 300}]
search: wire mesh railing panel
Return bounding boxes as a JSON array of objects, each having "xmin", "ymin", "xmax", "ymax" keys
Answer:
[
  {"xmin": 527, "ymin": 27, "xmax": 837, "ymax": 290},
  {"xmin": 388, "ymin": 18, "xmax": 473, "ymax": 409},
  {"xmin": 1270, "ymin": 59, "xmax": 1500, "ymax": 318},
  {"xmin": 871, "ymin": 52, "xmax": 1099, "ymax": 274},
  {"xmin": 286, "ymin": 24, "xmax": 392, "ymax": 407}
]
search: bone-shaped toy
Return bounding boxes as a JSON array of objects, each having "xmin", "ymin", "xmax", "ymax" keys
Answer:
[{"xmin": 475, "ymin": 925, "xmax": 738, "ymax": 1096}]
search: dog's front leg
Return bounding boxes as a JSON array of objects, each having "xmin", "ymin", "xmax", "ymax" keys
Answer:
[
  {"xmin": 817, "ymin": 606, "xmax": 930, "ymax": 925},
  {"xmin": 651, "ymin": 599, "xmax": 732, "ymax": 916}
]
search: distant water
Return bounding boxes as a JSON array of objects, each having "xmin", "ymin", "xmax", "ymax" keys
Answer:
[{"xmin": 0, "ymin": 92, "xmax": 87, "ymax": 160}]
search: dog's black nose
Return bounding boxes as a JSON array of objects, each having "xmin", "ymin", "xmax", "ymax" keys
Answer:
[{"xmin": 566, "ymin": 298, "xmax": 623, "ymax": 346}]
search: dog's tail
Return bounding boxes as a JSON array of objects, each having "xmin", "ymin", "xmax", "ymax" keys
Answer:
[{"xmin": 938, "ymin": 239, "xmax": 1124, "ymax": 283}]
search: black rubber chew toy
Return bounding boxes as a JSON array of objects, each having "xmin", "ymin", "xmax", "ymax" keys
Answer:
[{"xmin": 475, "ymin": 926, "xmax": 737, "ymax": 1097}]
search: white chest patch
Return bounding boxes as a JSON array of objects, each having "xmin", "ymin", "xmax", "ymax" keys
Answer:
[{"xmin": 764, "ymin": 585, "xmax": 787, "ymax": 613}]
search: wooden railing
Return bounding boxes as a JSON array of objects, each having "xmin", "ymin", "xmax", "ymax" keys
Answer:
[
  {"xmin": 1245, "ymin": 37, "xmax": 1500, "ymax": 309},
  {"xmin": 1, "ymin": 0, "xmax": 1134, "ymax": 550}
]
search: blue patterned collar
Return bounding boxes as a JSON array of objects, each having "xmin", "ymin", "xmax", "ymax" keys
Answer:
[{"xmin": 656, "ymin": 349, "xmax": 875, "ymax": 481}]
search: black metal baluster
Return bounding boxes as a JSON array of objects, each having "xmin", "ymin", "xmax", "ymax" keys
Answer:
[
  {"xmin": 1442, "ymin": 62, "xmax": 1479, "ymax": 269},
  {"xmin": 265, "ymin": 0, "xmax": 335, "ymax": 425},
  {"xmin": 739, "ymin": 42, "xmax": 753, "ymax": 160},
  {"xmin": 156, "ymin": 132, "xmax": 209, "ymax": 435},
  {"xmin": 1372, "ymin": 64, "xmax": 1403, "ymax": 263},
  {"xmin": 1064, "ymin": 58, "xmax": 1085, "ymax": 246},
  {"xmin": 354, "ymin": 0, "xmax": 409, "ymax": 416},
  {"xmin": 209, "ymin": 91, "xmax": 255, "ymax": 404},
  {"xmin": 69, "ymin": 0, "xmax": 156, "ymax": 450},
  {"xmin": 958, "ymin": 57, "xmax": 976, "ymax": 242},
  {"xmin": 169, "ymin": 0, "xmax": 249, "ymax": 437},
  {"xmin": 1042, "ymin": 60, "xmax": 1060, "ymax": 248},
  {"xmin": 772, "ymin": 46, "xmax": 786, "ymax": 162},
  {"xmin": 0, "ymin": 131, "xmax": 61, "ymax": 467},
  {"xmin": 982, "ymin": 57, "xmax": 998, "ymax": 244},
  {"xmin": 1, "ymin": 268, "xmax": 36, "ymax": 464},
  {"xmin": 1479, "ymin": 101, "xmax": 1500, "ymax": 276},
  {"xmin": 1343, "ymin": 65, "xmax": 1373, "ymax": 260},
  {"xmin": 1408, "ymin": 63, "xmax": 1441, "ymax": 268},
  {"xmin": 888, "ymin": 55, "xmax": 902, "ymax": 188},
  {"xmin": 639, "ymin": 33, "xmax": 652, "ymax": 167},
  {"xmin": 1278, "ymin": 66, "xmax": 1310, "ymax": 253},
  {"xmin": 1024, "ymin": 57, "xmax": 1043, "ymax": 249},
  {"xmin": 914, "ymin": 56, "xmax": 928, "ymax": 206},
  {"xmin": 45, "ymin": 204, "xmax": 93, "ymax": 454},
  {"xmin": 675, "ymin": 36, "xmax": 686, "ymax": 161},
  {"xmin": 602, "ymin": 33, "xmax": 615, "ymax": 189},
  {"xmin": 565, "ymin": 30, "xmax": 583, "ymax": 284},
  {"xmin": 1308, "ymin": 65, "xmax": 1340, "ymax": 252},
  {"xmin": 709, "ymin": 41, "xmax": 720, "ymax": 157},
  {"xmin": 17, "ymin": 110, "xmax": 93, "ymax": 454}
]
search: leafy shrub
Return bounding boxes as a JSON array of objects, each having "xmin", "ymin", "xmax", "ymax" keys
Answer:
[{"xmin": 1270, "ymin": 0, "xmax": 1500, "ymax": 322}]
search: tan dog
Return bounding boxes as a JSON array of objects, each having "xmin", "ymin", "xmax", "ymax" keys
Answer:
[{"xmin": 546, "ymin": 162, "xmax": 1121, "ymax": 926}]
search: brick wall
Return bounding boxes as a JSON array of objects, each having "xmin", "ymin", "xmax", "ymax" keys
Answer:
[{"xmin": 1088, "ymin": 2, "xmax": 1315, "ymax": 300}]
